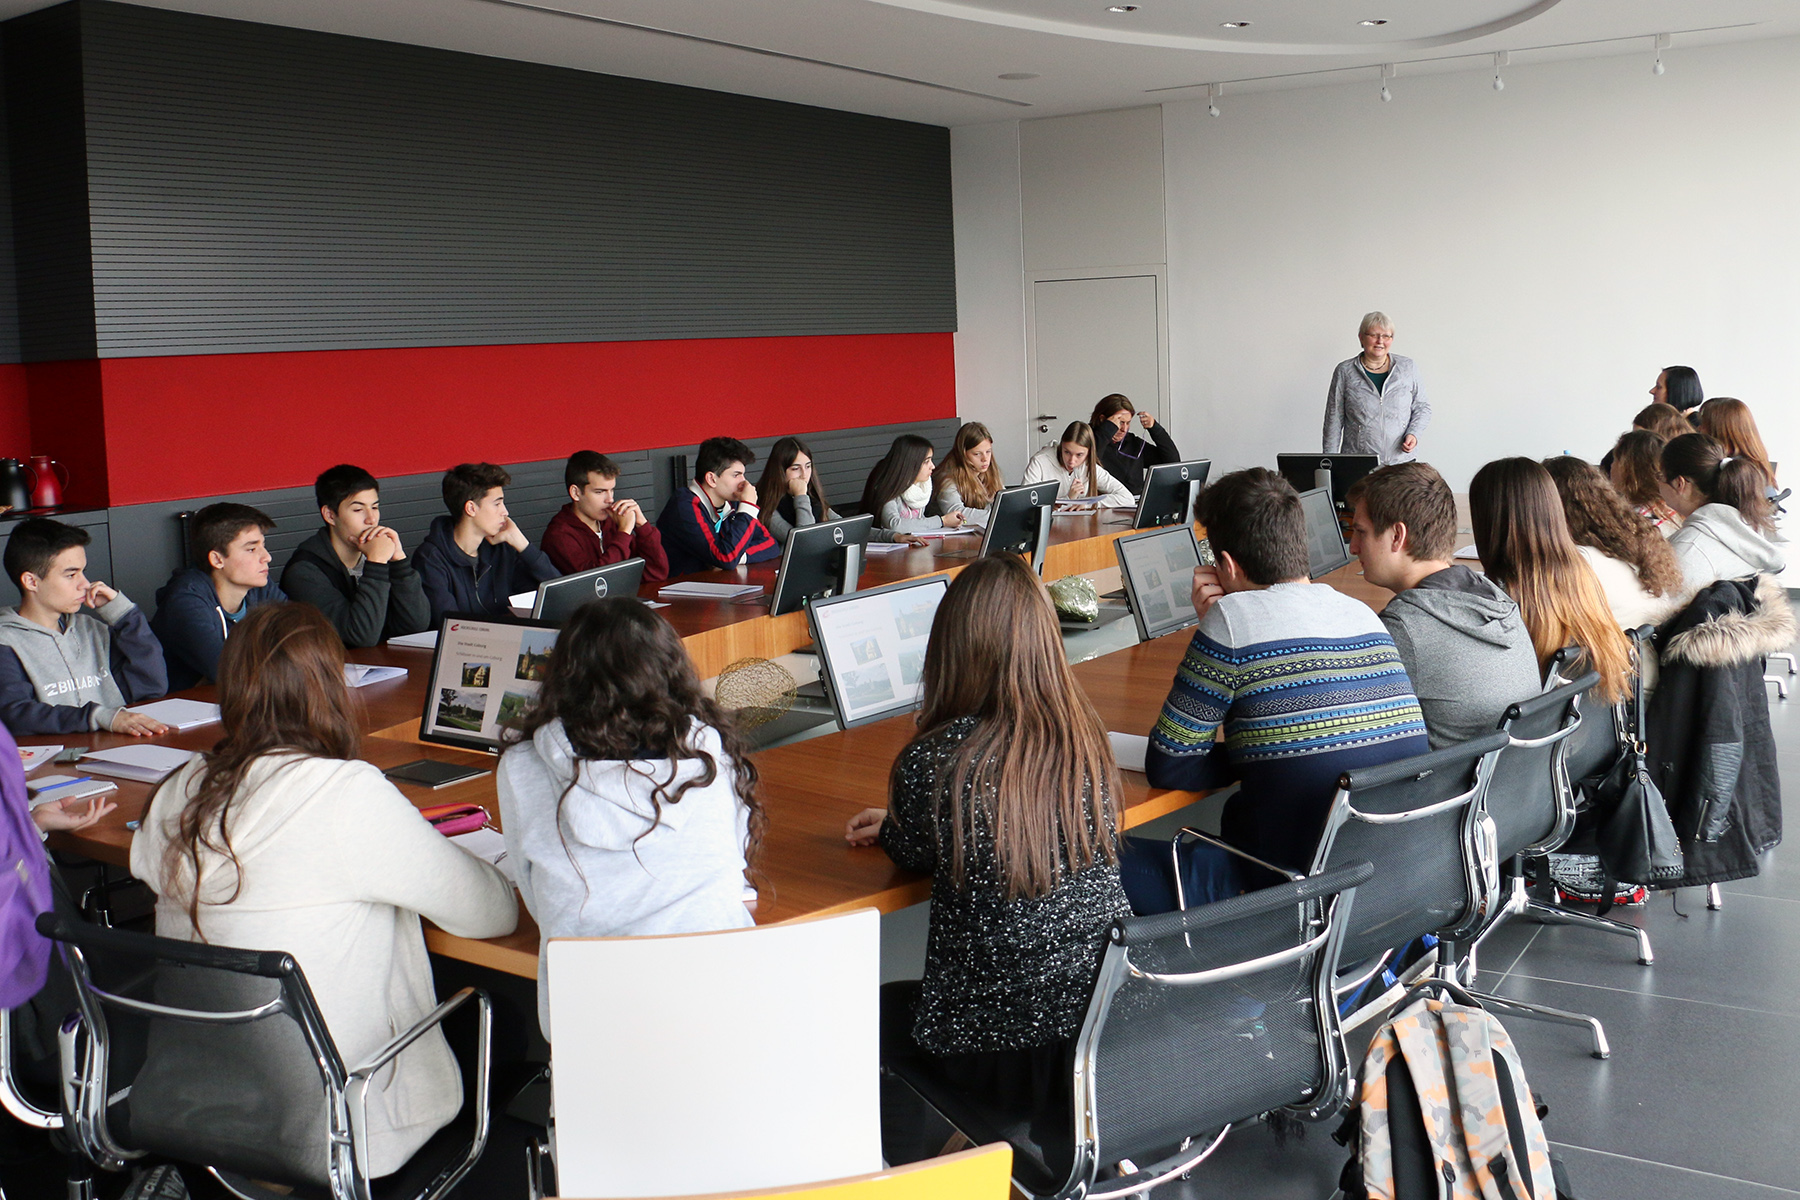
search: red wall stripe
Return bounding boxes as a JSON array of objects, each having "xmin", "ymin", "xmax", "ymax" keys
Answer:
[
  {"xmin": 79, "ymin": 333, "xmax": 954, "ymax": 507},
  {"xmin": 0, "ymin": 365, "xmax": 28, "ymax": 465}
]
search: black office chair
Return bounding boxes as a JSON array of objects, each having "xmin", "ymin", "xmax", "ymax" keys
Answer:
[
  {"xmin": 23, "ymin": 911, "xmax": 493, "ymax": 1200},
  {"xmin": 886, "ymin": 862, "xmax": 1374, "ymax": 1200},
  {"xmin": 1443, "ymin": 673, "xmax": 1614, "ymax": 1059}
]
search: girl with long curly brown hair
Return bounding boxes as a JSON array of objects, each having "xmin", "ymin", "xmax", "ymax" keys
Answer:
[
  {"xmin": 1542, "ymin": 456, "xmax": 1686, "ymax": 628},
  {"xmin": 499, "ymin": 597, "xmax": 764, "ymax": 1038},
  {"xmin": 1470, "ymin": 459, "xmax": 1633, "ymax": 701},
  {"xmin": 131, "ymin": 603, "xmax": 517, "ymax": 1175}
]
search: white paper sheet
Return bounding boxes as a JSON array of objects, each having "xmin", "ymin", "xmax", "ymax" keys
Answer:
[
  {"xmin": 344, "ymin": 664, "xmax": 408, "ymax": 687},
  {"xmin": 125, "ymin": 698, "xmax": 221, "ymax": 730},
  {"xmin": 1108, "ymin": 732, "xmax": 1149, "ymax": 774}
]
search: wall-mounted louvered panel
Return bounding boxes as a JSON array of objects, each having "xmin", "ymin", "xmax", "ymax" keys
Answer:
[
  {"xmin": 0, "ymin": 43, "xmax": 20, "ymax": 363},
  {"xmin": 74, "ymin": 1, "xmax": 955, "ymax": 360}
]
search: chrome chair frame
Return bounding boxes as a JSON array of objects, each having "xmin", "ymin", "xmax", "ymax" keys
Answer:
[{"xmin": 35, "ymin": 913, "xmax": 492, "ymax": 1200}]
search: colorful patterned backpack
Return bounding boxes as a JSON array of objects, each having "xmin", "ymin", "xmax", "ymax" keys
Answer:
[{"xmin": 1336, "ymin": 992, "xmax": 1570, "ymax": 1200}]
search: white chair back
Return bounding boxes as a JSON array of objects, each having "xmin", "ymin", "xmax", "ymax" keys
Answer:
[{"xmin": 547, "ymin": 909, "xmax": 882, "ymax": 1198}]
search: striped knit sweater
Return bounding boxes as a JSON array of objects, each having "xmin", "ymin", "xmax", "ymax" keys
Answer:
[{"xmin": 1146, "ymin": 581, "xmax": 1429, "ymax": 872}]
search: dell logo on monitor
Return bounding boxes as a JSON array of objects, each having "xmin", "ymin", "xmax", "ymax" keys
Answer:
[
  {"xmin": 1030, "ymin": 490, "xmax": 1041, "ymax": 504},
  {"xmin": 832, "ymin": 527, "xmax": 845, "ymax": 545},
  {"xmin": 592, "ymin": 577, "xmax": 608, "ymax": 598},
  {"xmin": 1179, "ymin": 467, "xmax": 1190, "ymax": 480}
]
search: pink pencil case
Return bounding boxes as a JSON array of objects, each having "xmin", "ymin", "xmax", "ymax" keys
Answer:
[{"xmin": 420, "ymin": 803, "xmax": 492, "ymax": 837}]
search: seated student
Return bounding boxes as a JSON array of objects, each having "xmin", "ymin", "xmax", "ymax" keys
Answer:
[
  {"xmin": 1659, "ymin": 433, "xmax": 1786, "ymax": 592},
  {"xmin": 754, "ymin": 437, "xmax": 920, "ymax": 547},
  {"xmin": 859, "ymin": 435, "xmax": 965, "ymax": 535},
  {"xmin": 540, "ymin": 450, "xmax": 670, "ymax": 582},
  {"xmin": 1541, "ymin": 456, "xmax": 1685, "ymax": 629},
  {"xmin": 929, "ymin": 421, "xmax": 1003, "ymax": 519},
  {"xmin": 498, "ymin": 598, "xmax": 761, "ymax": 1040},
  {"xmin": 1144, "ymin": 469, "xmax": 1429, "ymax": 878},
  {"xmin": 655, "ymin": 437, "xmax": 782, "ymax": 576},
  {"xmin": 1090, "ymin": 394, "xmax": 1180, "ymax": 495},
  {"xmin": 1468, "ymin": 458, "xmax": 1633, "ymax": 700},
  {"xmin": 844, "ymin": 556, "xmax": 1127, "ymax": 1171},
  {"xmin": 1600, "ymin": 403, "xmax": 1686, "ymax": 475},
  {"xmin": 1695, "ymin": 397, "xmax": 1777, "ymax": 486},
  {"xmin": 152, "ymin": 503, "xmax": 286, "ymax": 691},
  {"xmin": 414, "ymin": 462, "xmax": 559, "ymax": 625},
  {"xmin": 0, "ymin": 518, "xmax": 169, "ymax": 735},
  {"xmin": 1609, "ymin": 430, "xmax": 1682, "ymax": 534},
  {"xmin": 280, "ymin": 464, "xmax": 431, "ymax": 648},
  {"xmin": 131, "ymin": 604, "xmax": 516, "ymax": 1177},
  {"xmin": 1345, "ymin": 464, "xmax": 1540, "ymax": 748},
  {"xmin": 1021, "ymin": 422, "xmax": 1134, "ymax": 505}
]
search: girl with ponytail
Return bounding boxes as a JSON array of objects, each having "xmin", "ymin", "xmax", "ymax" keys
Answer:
[{"xmin": 1661, "ymin": 433, "xmax": 1786, "ymax": 591}]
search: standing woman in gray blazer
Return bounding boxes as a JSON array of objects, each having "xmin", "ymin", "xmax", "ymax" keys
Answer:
[{"xmin": 1322, "ymin": 311, "xmax": 1430, "ymax": 466}]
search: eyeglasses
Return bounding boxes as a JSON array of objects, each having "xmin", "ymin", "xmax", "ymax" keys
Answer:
[{"xmin": 1364, "ymin": 333, "xmax": 1393, "ymax": 341}]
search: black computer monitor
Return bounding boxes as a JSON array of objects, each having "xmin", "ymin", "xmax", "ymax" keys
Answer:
[
  {"xmin": 978, "ymin": 482, "xmax": 1057, "ymax": 575},
  {"xmin": 419, "ymin": 612, "xmax": 559, "ymax": 753},
  {"xmin": 1300, "ymin": 487, "xmax": 1352, "ymax": 578},
  {"xmin": 1132, "ymin": 459, "xmax": 1211, "ymax": 530},
  {"xmin": 769, "ymin": 514, "xmax": 873, "ymax": 617},
  {"xmin": 807, "ymin": 575, "xmax": 952, "ymax": 729},
  {"xmin": 1277, "ymin": 453, "xmax": 1379, "ymax": 511},
  {"xmin": 1115, "ymin": 525, "xmax": 1203, "ymax": 642},
  {"xmin": 531, "ymin": 558, "xmax": 647, "ymax": 623}
]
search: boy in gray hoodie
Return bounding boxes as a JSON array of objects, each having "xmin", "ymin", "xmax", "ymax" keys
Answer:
[
  {"xmin": 1347, "ymin": 464, "xmax": 1542, "ymax": 747},
  {"xmin": 0, "ymin": 518, "xmax": 169, "ymax": 735}
]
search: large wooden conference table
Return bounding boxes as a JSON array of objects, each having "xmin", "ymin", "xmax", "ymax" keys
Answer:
[{"xmin": 41, "ymin": 513, "xmax": 1393, "ymax": 981}]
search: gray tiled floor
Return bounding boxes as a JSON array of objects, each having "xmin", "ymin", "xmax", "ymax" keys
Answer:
[{"xmin": 1156, "ymin": 667, "xmax": 1800, "ymax": 1199}]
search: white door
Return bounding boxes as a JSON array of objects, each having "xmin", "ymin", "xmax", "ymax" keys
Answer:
[{"xmin": 1028, "ymin": 274, "xmax": 1164, "ymax": 453}]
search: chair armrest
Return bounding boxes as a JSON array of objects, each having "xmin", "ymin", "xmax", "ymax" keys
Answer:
[
  {"xmin": 1175, "ymin": 827, "xmax": 1306, "ymax": 883},
  {"xmin": 0, "ymin": 1011, "xmax": 61, "ymax": 1129},
  {"xmin": 346, "ymin": 987, "xmax": 483, "ymax": 1082}
]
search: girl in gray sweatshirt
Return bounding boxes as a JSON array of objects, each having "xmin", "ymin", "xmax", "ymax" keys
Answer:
[{"xmin": 497, "ymin": 597, "xmax": 763, "ymax": 1040}]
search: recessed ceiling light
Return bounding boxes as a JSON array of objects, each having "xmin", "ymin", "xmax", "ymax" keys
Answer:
[
  {"xmin": 1360, "ymin": 19, "xmax": 1388, "ymax": 26},
  {"xmin": 997, "ymin": 72, "xmax": 1039, "ymax": 80},
  {"xmin": 1106, "ymin": 5, "xmax": 1138, "ymax": 12},
  {"xmin": 1220, "ymin": 21, "xmax": 1251, "ymax": 29}
]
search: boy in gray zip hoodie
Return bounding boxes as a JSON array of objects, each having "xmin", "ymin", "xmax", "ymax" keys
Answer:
[
  {"xmin": 0, "ymin": 519, "xmax": 169, "ymax": 735},
  {"xmin": 1348, "ymin": 464, "xmax": 1542, "ymax": 747}
]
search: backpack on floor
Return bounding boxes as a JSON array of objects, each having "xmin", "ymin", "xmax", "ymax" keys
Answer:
[{"xmin": 1335, "ymin": 993, "xmax": 1572, "ymax": 1200}]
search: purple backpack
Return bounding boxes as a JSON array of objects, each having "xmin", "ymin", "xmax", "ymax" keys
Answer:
[{"xmin": 0, "ymin": 723, "xmax": 54, "ymax": 1008}]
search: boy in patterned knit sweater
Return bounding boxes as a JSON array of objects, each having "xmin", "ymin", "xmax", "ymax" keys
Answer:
[{"xmin": 1143, "ymin": 468, "xmax": 1429, "ymax": 890}]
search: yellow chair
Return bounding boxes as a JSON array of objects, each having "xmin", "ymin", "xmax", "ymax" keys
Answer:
[{"xmin": 556, "ymin": 1143, "xmax": 1013, "ymax": 1200}]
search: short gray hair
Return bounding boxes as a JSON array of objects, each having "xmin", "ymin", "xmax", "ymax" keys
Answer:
[{"xmin": 1359, "ymin": 311, "xmax": 1394, "ymax": 336}]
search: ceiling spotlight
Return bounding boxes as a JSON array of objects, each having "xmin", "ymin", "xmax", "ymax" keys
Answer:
[
  {"xmin": 1207, "ymin": 83, "xmax": 1221, "ymax": 117},
  {"xmin": 1360, "ymin": 19, "xmax": 1388, "ymax": 26},
  {"xmin": 1106, "ymin": 5, "xmax": 1137, "ymax": 12},
  {"xmin": 1653, "ymin": 32, "xmax": 1670, "ymax": 75},
  {"xmin": 1220, "ymin": 21, "xmax": 1251, "ymax": 28},
  {"xmin": 997, "ymin": 72, "xmax": 1039, "ymax": 80},
  {"xmin": 1492, "ymin": 50, "xmax": 1508, "ymax": 92},
  {"xmin": 1379, "ymin": 63, "xmax": 1394, "ymax": 102}
]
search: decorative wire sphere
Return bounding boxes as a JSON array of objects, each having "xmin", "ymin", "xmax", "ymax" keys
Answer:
[{"xmin": 715, "ymin": 657, "xmax": 798, "ymax": 730}]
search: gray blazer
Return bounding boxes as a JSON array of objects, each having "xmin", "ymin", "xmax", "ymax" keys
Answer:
[{"xmin": 1322, "ymin": 353, "xmax": 1430, "ymax": 465}]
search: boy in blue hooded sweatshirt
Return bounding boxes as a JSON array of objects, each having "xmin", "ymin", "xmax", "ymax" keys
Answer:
[
  {"xmin": 0, "ymin": 518, "xmax": 169, "ymax": 735},
  {"xmin": 413, "ymin": 462, "xmax": 560, "ymax": 626},
  {"xmin": 152, "ymin": 503, "xmax": 287, "ymax": 691}
]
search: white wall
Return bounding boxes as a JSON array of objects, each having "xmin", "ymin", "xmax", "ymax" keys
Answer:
[
  {"xmin": 1162, "ymin": 36, "xmax": 1800, "ymax": 489},
  {"xmin": 950, "ymin": 120, "xmax": 1030, "ymax": 471},
  {"xmin": 1020, "ymin": 106, "xmax": 1165, "ymax": 272}
]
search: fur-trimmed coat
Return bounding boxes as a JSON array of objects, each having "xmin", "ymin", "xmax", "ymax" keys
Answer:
[{"xmin": 1647, "ymin": 574, "xmax": 1793, "ymax": 887}]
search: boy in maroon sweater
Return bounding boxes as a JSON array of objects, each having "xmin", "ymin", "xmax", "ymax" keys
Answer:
[{"xmin": 540, "ymin": 451, "xmax": 670, "ymax": 584}]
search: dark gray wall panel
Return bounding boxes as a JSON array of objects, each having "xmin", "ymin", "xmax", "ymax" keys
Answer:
[
  {"xmin": 76, "ymin": 1, "xmax": 955, "ymax": 358},
  {"xmin": 4, "ymin": 3, "xmax": 94, "ymax": 362},
  {"xmin": 107, "ymin": 417, "xmax": 961, "ymax": 618},
  {"xmin": 0, "ymin": 42, "xmax": 20, "ymax": 363}
]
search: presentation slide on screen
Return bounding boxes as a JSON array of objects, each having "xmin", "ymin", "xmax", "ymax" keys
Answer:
[
  {"xmin": 1120, "ymin": 531, "xmax": 1199, "ymax": 634},
  {"xmin": 425, "ymin": 619, "xmax": 559, "ymax": 744},
  {"xmin": 814, "ymin": 582, "xmax": 946, "ymax": 724}
]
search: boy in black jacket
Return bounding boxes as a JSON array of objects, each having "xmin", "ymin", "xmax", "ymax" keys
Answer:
[{"xmin": 281, "ymin": 464, "xmax": 431, "ymax": 648}]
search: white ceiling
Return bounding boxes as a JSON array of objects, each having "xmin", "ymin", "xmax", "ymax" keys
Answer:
[{"xmin": 4, "ymin": 0, "xmax": 1796, "ymax": 125}]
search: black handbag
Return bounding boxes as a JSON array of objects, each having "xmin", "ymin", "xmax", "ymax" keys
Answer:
[{"xmin": 1584, "ymin": 642, "xmax": 1683, "ymax": 887}]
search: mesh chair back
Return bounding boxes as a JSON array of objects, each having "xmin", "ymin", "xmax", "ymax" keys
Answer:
[
  {"xmin": 1311, "ymin": 733, "xmax": 1508, "ymax": 966},
  {"xmin": 37, "ymin": 912, "xmax": 342, "ymax": 1190},
  {"xmin": 1085, "ymin": 862, "xmax": 1373, "ymax": 1170},
  {"xmin": 1487, "ymin": 673, "xmax": 1598, "ymax": 859}
]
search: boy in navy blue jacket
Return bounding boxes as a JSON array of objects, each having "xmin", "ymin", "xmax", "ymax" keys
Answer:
[
  {"xmin": 151, "ymin": 504, "xmax": 287, "ymax": 691},
  {"xmin": 655, "ymin": 437, "xmax": 780, "ymax": 577},
  {"xmin": 0, "ymin": 518, "xmax": 169, "ymax": 734},
  {"xmin": 413, "ymin": 462, "xmax": 560, "ymax": 625}
]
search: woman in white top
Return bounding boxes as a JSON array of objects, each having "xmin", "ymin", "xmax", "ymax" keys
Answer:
[
  {"xmin": 1541, "ymin": 457, "xmax": 1686, "ymax": 629},
  {"xmin": 1661, "ymin": 433, "xmax": 1786, "ymax": 591},
  {"xmin": 499, "ymin": 597, "xmax": 763, "ymax": 1039},
  {"xmin": 861, "ymin": 434, "xmax": 966, "ymax": 534},
  {"xmin": 1021, "ymin": 422, "xmax": 1134, "ymax": 505},
  {"xmin": 131, "ymin": 604, "xmax": 518, "ymax": 1178}
]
